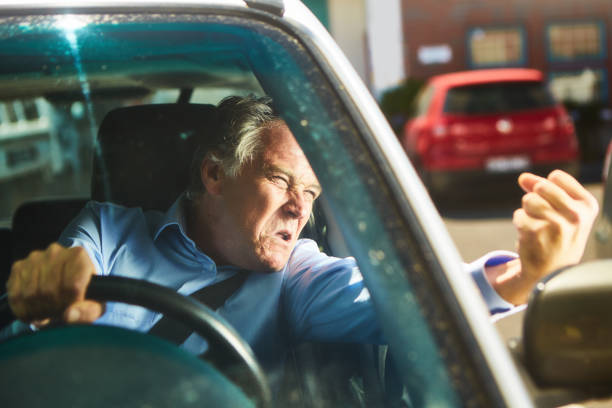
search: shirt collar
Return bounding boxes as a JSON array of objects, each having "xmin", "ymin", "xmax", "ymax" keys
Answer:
[{"xmin": 152, "ymin": 192, "xmax": 191, "ymax": 242}]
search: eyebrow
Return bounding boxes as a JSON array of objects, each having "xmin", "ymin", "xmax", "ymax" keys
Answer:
[{"xmin": 265, "ymin": 164, "xmax": 322, "ymax": 194}]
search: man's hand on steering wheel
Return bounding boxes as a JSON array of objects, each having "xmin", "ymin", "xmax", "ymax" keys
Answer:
[
  {"xmin": 2, "ymin": 268, "xmax": 273, "ymax": 407},
  {"xmin": 6, "ymin": 243, "xmax": 103, "ymax": 325}
]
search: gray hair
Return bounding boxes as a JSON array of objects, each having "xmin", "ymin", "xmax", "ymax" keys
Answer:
[{"xmin": 186, "ymin": 95, "xmax": 280, "ymax": 200}]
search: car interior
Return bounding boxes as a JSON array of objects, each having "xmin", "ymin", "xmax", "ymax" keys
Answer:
[
  {"xmin": 0, "ymin": 94, "xmax": 400, "ymax": 407},
  {"xmin": 0, "ymin": 10, "xmax": 412, "ymax": 407}
]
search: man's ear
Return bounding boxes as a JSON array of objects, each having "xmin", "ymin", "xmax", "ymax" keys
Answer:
[{"xmin": 200, "ymin": 157, "xmax": 224, "ymax": 195}]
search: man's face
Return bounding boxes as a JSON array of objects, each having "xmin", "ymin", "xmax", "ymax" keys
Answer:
[{"xmin": 213, "ymin": 122, "xmax": 321, "ymax": 272}]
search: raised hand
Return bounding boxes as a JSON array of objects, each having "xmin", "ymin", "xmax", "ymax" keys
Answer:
[{"xmin": 512, "ymin": 169, "xmax": 599, "ymax": 299}]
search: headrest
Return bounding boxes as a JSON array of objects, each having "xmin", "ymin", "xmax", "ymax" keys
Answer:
[
  {"xmin": 91, "ymin": 104, "xmax": 217, "ymax": 211},
  {"xmin": 12, "ymin": 198, "xmax": 88, "ymax": 261}
]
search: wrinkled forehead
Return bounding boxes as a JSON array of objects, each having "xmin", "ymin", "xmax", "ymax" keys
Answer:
[{"xmin": 259, "ymin": 122, "xmax": 320, "ymax": 185}]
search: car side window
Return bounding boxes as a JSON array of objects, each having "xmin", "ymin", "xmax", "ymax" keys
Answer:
[
  {"xmin": 414, "ymin": 85, "xmax": 435, "ymax": 117},
  {"xmin": 0, "ymin": 11, "xmax": 480, "ymax": 407}
]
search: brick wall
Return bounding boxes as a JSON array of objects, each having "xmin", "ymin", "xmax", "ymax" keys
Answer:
[{"xmin": 401, "ymin": 0, "xmax": 612, "ymax": 105}]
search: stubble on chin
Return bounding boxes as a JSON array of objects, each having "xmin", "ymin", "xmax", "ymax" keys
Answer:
[{"xmin": 252, "ymin": 241, "xmax": 292, "ymax": 273}]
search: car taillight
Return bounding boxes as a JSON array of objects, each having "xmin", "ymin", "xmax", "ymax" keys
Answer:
[
  {"xmin": 448, "ymin": 123, "xmax": 468, "ymax": 136},
  {"xmin": 417, "ymin": 132, "xmax": 430, "ymax": 155},
  {"xmin": 432, "ymin": 124, "xmax": 447, "ymax": 138},
  {"xmin": 543, "ymin": 116, "xmax": 556, "ymax": 131},
  {"xmin": 558, "ymin": 113, "xmax": 575, "ymax": 134}
]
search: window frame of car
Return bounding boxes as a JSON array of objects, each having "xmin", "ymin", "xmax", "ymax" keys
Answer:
[
  {"xmin": 0, "ymin": 1, "xmax": 532, "ymax": 406},
  {"xmin": 276, "ymin": 3, "xmax": 532, "ymax": 406}
]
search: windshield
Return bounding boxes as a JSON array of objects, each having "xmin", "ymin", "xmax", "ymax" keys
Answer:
[
  {"xmin": 0, "ymin": 9, "xmax": 474, "ymax": 408},
  {"xmin": 0, "ymin": 14, "xmax": 267, "ymax": 226}
]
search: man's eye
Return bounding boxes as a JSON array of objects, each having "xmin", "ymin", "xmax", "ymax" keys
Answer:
[
  {"xmin": 271, "ymin": 176, "xmax": 289, "ymax": 188},
  {"xmin": 305, "ymin": 190, "xmax": 317, "ymax": 200}
]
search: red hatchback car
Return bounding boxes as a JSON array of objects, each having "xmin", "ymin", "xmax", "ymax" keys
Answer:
[{"xmin": 402, "ymin": 68, "xmax": 579, "ymax": 197}]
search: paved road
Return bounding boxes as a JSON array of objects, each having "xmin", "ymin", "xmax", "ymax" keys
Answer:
[{"xmin": 443, "ymin": 183, "xmax": 603, "ymax": 263}]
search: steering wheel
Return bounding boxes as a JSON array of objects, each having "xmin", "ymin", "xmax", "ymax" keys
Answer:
[{"xmin": 0, "ymin": 275, "xmax": 272, "ymax": 407}]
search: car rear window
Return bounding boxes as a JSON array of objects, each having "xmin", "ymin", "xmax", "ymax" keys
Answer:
[{"xmin": 443, "ymin": 81, "xmax": 555, "ymax": 115}]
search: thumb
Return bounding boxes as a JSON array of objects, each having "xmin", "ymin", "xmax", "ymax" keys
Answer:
[{"xmin": 63, "ymin": 300, "xmax": 104, "ymax": 323}]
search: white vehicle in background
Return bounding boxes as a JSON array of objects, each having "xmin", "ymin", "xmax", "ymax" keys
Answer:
[{"xmin": 0, "ymin": 98, "xmax": 63, "ymax": 181}]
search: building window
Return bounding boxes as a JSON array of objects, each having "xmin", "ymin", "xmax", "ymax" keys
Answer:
[
  {"xmin": 467, "ymin": 27, "xmax": 525, "ymax": 68},
  {"xmin": 549, "ymin": 69, "xmax": 608, "ymax": 104},
  {"xmin": 547, "ymin": 22, "xmax": 605, "ymax": 62}
]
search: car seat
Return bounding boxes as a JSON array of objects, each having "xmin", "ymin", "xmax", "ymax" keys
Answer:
[
  {"xmin": 91, "ymin": 103, "xmax": 217, "ymax": 210},
  {"xmin": 2, "ymin": 103, "xmax": 218, "ymax": 299}
]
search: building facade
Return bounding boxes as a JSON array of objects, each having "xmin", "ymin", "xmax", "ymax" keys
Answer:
[
  {"xmin": 304, "ymin": 0, "xmax": 405, "ymax": 97},
  {"xmin": 401, "ymin": 0, "xmax": 612, "ymax": 107}
]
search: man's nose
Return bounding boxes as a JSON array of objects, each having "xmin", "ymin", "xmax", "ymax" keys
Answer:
[{"xmin": 284, "ymin": 190, "xmax": 309, "ymax": 219}]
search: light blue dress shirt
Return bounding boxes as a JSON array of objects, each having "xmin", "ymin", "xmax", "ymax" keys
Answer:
[
  {"xmin": 14, "ymin": 194, "xmax": 511, "ymax": 376},
  {"xmin": 58, "ymin": 196, "xmax": 387, "ymax": 374}
]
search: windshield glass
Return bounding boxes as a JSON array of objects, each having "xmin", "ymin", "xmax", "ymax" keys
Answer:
[
  {"xmin": 0, "ymin": 10, "xmax": 473, "ymax": 408},
  {"xmin": 0, "ymin": 14, "xmax": 267, "ymax": 226}
]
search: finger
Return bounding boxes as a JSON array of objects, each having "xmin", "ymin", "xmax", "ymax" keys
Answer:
[
  {"xmin": 513, "ymin": 208, "xmax": 540, "ymax": 234},
  {"xmin": 6, "ymin": 260, "xmax": 27, "ymax": 319},
  {"xmin": 59, "ymin": 246, "xmax": 96, "ymax": 304},
  {"xmin": 518, "ymin": 172, "xmax": 544, "ymax": 193},
  {"xmin": 548, "ymin": 169, "xmax": 599, "ymax": 208},
  {"xmin": 521, "ymin": 191, "xmax": 555, "ymax": 219},
  {"xmin": 512, "ymin": 208, "xmax": 552, "ymax": 260},
  {"xmin": 6, "ymin": 258, "xmax": 24, "ymax": 298},
  {"xmin": 20, "ymin": 251, "xmax": 41, "ymax": 300},
  {"xmin": 548, "ymin": 169, "xmax": 584, "ymax": 198},
  {"xmin": 513, "ymin": 206, "xmax": 556, "ymax": 240},
  {"xmin": 522, "ymin": 192, "xmax": 569, "ymax": 238},
  {"xmin": 31, "ymin": 318, "xmax": 52, "ymax": 328},
  {"xmin": 8, "ymin": 256, "xmax": 49, "ymax": 321},
  {"xmin": 513, "ymin": 207, "xmax": 538, "ymax": 231},
  {"xmin": 64, "ymin": 300, "xmax": 104, "ymax": 324},
  {"xmin": 529, "ymin": 180, "xmax": 576, "ymax": 220},
  {"xmin": 37, "ymin": 244, "xmax": 64, "ymax": 309},
  {"xmin": 512, "ymin": 208, "xmax": 526, "ymax": 230}
]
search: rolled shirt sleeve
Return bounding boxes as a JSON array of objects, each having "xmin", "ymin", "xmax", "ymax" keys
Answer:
[
  {"xmin": 281, "ymin": 239, "xmax": 384, "ymax": 344},
  {"xmin": 466, "ymin": 250, "xmax": 516, "ymax": 314},
  {"xmin": 281, "ymin": 242, "xmax": 519, "ymax": 346}
]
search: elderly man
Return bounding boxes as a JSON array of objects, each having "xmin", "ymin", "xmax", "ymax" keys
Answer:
[{"xmin": 5, "ymin": 95, "xmax": 599, "ymax": 372}]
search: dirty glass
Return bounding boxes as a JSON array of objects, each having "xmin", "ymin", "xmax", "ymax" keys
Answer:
[
  {"xmin": 0, "ymin": 11, "xmax": 467, "ymax": 407},
  {"xmin": 0, "ymin": 14, "xmax": 264, "ymax": 227}
]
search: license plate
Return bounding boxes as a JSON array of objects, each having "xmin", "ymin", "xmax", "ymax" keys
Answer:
[{"xmin": 485, "ymin": 156, "xmax": 530, "ymax": 173}]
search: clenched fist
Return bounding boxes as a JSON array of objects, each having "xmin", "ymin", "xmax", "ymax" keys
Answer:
[
  {"xmin": 6, "ymin": 243, "xmax": 103, "ymax": 325},
  {"xmin": 512, "ymin": 169, "xmax": 599, "ymax": 301}
]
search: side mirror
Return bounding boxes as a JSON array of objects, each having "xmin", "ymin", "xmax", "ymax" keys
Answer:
[{"xmin": 523, "ymin": 259, "xmax": 612, "ymax": 387}]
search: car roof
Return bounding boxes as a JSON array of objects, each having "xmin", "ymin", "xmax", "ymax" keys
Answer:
[{"xmin": 429, "ymin": 68, "xmax": 544, "ymax": 89}]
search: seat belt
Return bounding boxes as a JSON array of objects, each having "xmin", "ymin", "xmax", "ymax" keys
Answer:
[{"xmin": 148, "ymin": 271, "xmax": 249, "ymax": 344}]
